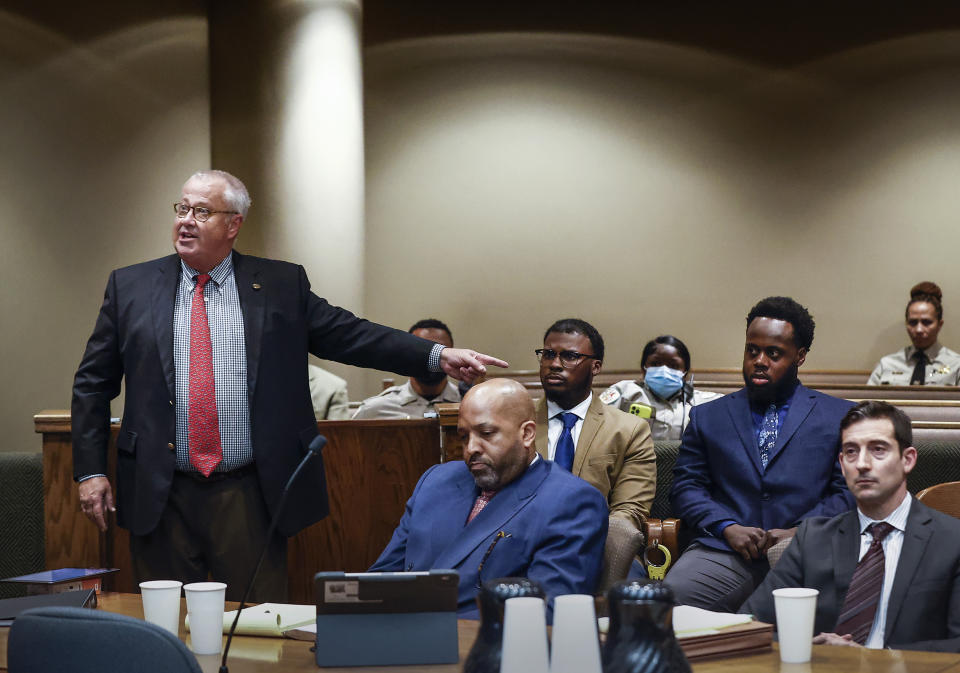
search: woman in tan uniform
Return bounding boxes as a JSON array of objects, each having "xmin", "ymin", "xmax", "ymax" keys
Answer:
[
  {"xmin": 868, "ymin": 282, "xmax": 960, "ymax": 386},
  {"xmin": 600, "ymin": 335, "xmax": 722, "ymax": 440}
]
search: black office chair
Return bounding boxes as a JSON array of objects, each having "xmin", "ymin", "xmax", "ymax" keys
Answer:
[{"xmin": 8, "ymin": 606, "xmax": 202, "ymax": 673}]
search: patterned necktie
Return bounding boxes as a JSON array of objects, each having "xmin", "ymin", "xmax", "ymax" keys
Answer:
[
  {"xmin": 467, "ymin": 490, "xmax": 496, "ymax": 524},
  {"xmin": 835, "ymin": 521, "xmax": 896, "ymax": 644},
  {"xmin": 910, "ymin": 351, "xmax": 928, "ymax": 386},
  {"xmin": 757, "ymin": 403, "xmax": 778, "ymax": 469},
  {"xmin": 188, "ymin": 274, "xmax": 222, "ymax": 477},
  {"xmin": 554, "ymin": 412, "xmax": 579, "ymax": 471}
]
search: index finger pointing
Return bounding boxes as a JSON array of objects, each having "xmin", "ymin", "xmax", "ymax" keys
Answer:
[{"xmin": 474, "ymin": 353, "xmax": 509, "ymax": 369}]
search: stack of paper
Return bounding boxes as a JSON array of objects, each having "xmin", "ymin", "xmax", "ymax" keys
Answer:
[
  {"xmin": 598, "ymin": 606, "xmax": 772, "ymax": 661},
  {"xmin": 185, "ymin": 603, "xmax": 315, "ymax": 637}
]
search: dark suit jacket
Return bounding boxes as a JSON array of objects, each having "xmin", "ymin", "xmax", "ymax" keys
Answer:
[
  {"xmin": 72, "ymin": 251, "xmax": 434, "ymax": 537},
  {"xmin": 369, "ymin": 458, "xmax": 609, "ymax": 618},
  {"xmin": 741, "ymin": 499, "xmax": 960, "ymax": 652},
  {"xmin": 534, "ymin": 396, "xmax": 655, "ymax": 530},
  {"xmin": 670, "ymin": 384, "xmax": 855, "ymax": 552}
]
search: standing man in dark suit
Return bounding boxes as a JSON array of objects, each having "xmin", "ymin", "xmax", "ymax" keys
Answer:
[
  {"xmin": 666, "ymin": 297, "xmax": 854, "ymax": 611},
  {"xmin": 72, "ymin": 169, "xmax": 507, "ymax": 601},
  {"xmin": 742, "ymin": 401, "xmax": 960, "ymax": 652}
]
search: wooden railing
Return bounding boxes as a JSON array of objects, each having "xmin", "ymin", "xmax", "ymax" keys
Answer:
[{"xmin": 35, "ymin": 412, "xmax": 444, "ymax": 604}]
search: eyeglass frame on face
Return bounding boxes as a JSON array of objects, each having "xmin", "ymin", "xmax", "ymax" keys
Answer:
[
  {"xmin": 174, "ymin": 203, "xmax": 238, "ymax": 223},
  {"xmin": 534, "ymin": 348, "xmax": 600, "ymax": 368}
]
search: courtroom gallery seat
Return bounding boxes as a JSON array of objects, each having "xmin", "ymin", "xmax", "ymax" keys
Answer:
[
  {"xmin": 8, "ymin": 606, "xmax": 202, "ymax": 673},
  {"xmin": 0, "ymin": 452, "xmax": 43, "ymax": 599},
  {"xmin": 598, "ymin": 516, "xmax": 645, "ymax": 593},
  {"xmin": 916, "ymin": 481, "xmax": 960, "ymax": 519}
]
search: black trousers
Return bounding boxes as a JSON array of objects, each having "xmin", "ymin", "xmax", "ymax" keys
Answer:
[{"xmin": 130, "ymin": 467, "xmax": 288, "ymax": 603}]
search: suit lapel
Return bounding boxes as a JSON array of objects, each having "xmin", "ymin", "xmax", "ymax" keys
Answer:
[
  {"xmin": 769, "ymin": 385, "xmax": 815, "ymax": 465},
  {"xmin": 535, "ymin": 399, "xmax": 549, "ymax": 457},
  {"xmin": 573, "ymin": 397, "xmax": 604, "ymax": 475},
  {"xmin": 432, "ymin": 459, "xmax": 548, "ymax": 569},
  {"xmin": 151, "ymin": 255, "xmax": 181, "ymax": 399},
  {"xmin": 884, "ymin": 500, "xmax": 933, "ymax": 642},
  {"xmin": 833, "ymin": 510, "xmax": 863, "ymax": 610},
  {"xmin": 232, "ymin": 251, "xmax": 265, "ymax": 397},
  {"xmin": 727, "ymin": 390, "xmax": 763, "ymax": 474}
]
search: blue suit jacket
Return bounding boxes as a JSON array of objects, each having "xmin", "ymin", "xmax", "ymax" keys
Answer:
[
  {"xmin": 670, "ymin": 384, "xmax": 855, "ymax": 553},
  {"xmin": 369, "ymin": 458, "xmax": 609, "ymax": 618}
]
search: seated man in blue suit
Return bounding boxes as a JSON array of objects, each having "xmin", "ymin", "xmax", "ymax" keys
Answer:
[
  {"xmin": 369, "ymin": 378, "xmax": 609, "ymax": 617},
  {"xmin": 666, "ymin": 296, "xmax": 855, "ymax": 612},
  {"xmin": 742, "ymin": 401, "xmax": 960, "ymax": 652}
]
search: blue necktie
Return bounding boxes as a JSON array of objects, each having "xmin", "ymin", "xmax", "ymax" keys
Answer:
[
  {"xmin": 758, "ymin": 403, "xmax": 778, "ymax": 469},
  {"xmin": 554, "ymin": 412, "xmax": 579, "ymax": 471}
]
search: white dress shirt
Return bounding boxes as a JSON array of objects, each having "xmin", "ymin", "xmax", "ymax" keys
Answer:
[
  {"xmin": 855, "ymin": 492, "xmax": 912, "ymax": 649},
  {"xmin": 546, "ymin": 393, "xmax": 593, "ymax": 460}
]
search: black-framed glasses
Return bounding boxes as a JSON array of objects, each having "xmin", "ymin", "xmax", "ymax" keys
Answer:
[
  {"xmin": 174, "ymin": 203, "xmax": 238, "ymax": 222},
  {"xmin": 535, "ymin": 348, "xmax": 599, "ymax": 368}
]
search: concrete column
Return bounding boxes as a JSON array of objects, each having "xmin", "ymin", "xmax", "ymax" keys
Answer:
[{"xmin": 210, "ymin": 0, "xmax": 366, "ymax": 391}]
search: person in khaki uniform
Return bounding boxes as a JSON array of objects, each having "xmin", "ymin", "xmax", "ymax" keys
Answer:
[
  {"xmin": 600, "ymin": 335, "xmax": 722, "ymax": 440},
  {"xmin": 533, "ymin": 318, "xmax": 656, "ymax": 531},
  {"xmin": 353, "ymin": 319, "xmax": 462, "ymax": 419},
  {"xmin": 308, "ymin": 364, "xmax": 350, "ymax": 419},
  {"xmin": 868, "ymin": 282, "xmax": 960, "ymax": 386}
]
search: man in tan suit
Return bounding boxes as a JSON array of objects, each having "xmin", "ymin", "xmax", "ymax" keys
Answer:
[{"xmin": 534, "ymin": 318, "xmax": 656, "ymax": 530}]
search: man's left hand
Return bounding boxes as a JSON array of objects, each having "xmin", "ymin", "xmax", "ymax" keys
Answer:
[
  {"xmin": 440, "ymin": 348, "xmax": 509, "ymax": 383},
  {"xmin": 760, "ymin": 527, "xmax": 797, "ymax": 554},
  {"xmin": 813, "ymin": 632, "xmax": 861, "ymax": 648}
]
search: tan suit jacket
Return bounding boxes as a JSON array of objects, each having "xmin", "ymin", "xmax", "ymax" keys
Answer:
[{"xmin": 535, "ymin": 395, "xmax": 655, "ymax": 530}]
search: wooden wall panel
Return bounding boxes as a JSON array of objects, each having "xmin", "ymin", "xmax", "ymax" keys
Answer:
[{"xmin": 36, "ymin": 413, "xmax": 443, "ymax": 604}]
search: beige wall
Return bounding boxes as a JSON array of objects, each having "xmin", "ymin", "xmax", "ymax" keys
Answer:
[
  {"xmin": 0, "ymin": 3, "xmax": 209, "ymax": 453},
  {"xmin": 361, "ymin": 32, "xmax": 960, "ymax": 391},
  {"xmin": 7, "ymin": 13, "xmax": 960, "ymax": 452}
]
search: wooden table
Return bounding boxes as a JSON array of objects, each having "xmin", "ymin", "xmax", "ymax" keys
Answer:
[{"xmin": 3, "ymin": 593, "xmax": 960, "ymax": 672}]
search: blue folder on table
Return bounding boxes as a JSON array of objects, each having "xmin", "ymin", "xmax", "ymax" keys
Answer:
[{"xmin": 314, "ymin": 570, "xmax": 459, "ymax": 667}]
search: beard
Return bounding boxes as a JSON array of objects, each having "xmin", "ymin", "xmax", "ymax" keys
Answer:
[
  {"xmin": 744, "ymin": 364, "xmax": 799, "ymax": 406},
  {"xmin": 415, "ymin": 370, "xmax": 448, "ymax": 386}
]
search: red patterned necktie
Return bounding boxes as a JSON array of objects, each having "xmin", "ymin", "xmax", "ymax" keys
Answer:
[
  {"xmin": 188, "ymin": 273, "xmax": 222, "ymax": 477},
  {"xmin": 466, "ymin": 490, "xmax": 496, "ymax": 524},
  {"xmin": 834, "ymin": 521, "xmax": 895, "ymax": 644}
]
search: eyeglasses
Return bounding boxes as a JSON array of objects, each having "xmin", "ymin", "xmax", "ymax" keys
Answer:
[
  {"xmin": 174, "ymin": 203, "xmax": 238, "ymax": 223},
  {"xmin": 535, "ymin": 348, "xmax": 599, "ymax": 368}
]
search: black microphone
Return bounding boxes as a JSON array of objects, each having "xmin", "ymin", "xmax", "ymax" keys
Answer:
[{"xmin": 219, "ymin": 434, "xmax": 327, "ymax": 673}]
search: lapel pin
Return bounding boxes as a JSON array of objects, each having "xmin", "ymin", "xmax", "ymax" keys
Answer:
[{"xmin": 252, "ymin": 283, "xmax": 262, "ymax": 290}]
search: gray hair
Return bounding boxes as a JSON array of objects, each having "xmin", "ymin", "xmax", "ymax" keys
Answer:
[{"xmin": 189, "ymin": 169, "xmax": 252, "ymax": 217}]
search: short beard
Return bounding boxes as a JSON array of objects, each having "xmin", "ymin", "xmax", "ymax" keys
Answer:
[
  {"xmin": 415, "ymin": 371, "xmax": 448, "ymax": 386},
  {"xmin": 745, "ymin": 365, "xmax": 799, "ymax": 406}
]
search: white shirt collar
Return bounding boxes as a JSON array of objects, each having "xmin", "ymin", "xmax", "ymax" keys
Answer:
[
  {"xmin": 546, "ymin": 392, "xmax": 593, "ymax": 420},
  {"xmin": 856, "ymin": 491, "xmax": 912, "ymax": 535}
]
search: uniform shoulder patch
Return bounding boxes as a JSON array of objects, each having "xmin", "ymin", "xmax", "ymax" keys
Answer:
[{"xmin": 599, "ymin": 388, "xmax": 620, "ymax": 405}]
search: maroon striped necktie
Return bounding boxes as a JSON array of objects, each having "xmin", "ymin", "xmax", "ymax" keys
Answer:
[
  {"xmin": 188, "ymin": 273, "xmax": 222, "ymax": 477},
  {"xmin": 834, "ymin": 521, "xmax": 895, "ymax": 644},
  {"xmin": 466, "ymin": 490, "xmax": 496, "ymax": 524}
]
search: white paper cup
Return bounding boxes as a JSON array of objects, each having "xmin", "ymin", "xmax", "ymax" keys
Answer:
[
  {"xmin": 550, "ymin": 594, "xmax": 601, "ymax": 673},
  {"xmin": 501, "ymin": 597, "xmax": 549, "ymax": 673},
  {"xmin": 773, "ymin": 588, "xmax": 819, "ymax": 663},
  {"xmin": 139, "ymin": 580, "xmax": 183, "ymax": 636},
  {"xmin": 184, "ymin": 582, "xmax": 227, "ymax": 654}
]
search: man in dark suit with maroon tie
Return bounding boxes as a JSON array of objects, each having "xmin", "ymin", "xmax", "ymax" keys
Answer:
[
  {"xmin": 742, "ymin": 401, "xmax": 960, "ymax": 652},
  {"xmin": 72, "ymin": 169, "xmax": 506, "ymax": 600}
]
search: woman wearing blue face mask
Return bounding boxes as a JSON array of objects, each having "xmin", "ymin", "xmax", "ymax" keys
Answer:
[{"xmin": 599, "ymin": 335, "xmax": 723, "ymax": 440}]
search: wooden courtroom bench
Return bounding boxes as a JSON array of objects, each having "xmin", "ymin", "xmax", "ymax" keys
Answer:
[{"xmin": 34, "ymin": 412, "xmax": 446, "ymax": 604}]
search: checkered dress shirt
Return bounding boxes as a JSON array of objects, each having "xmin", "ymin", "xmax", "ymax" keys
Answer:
[{"xmin": 174, "ymin": 255, "xmax": 252, "ymax": 472}]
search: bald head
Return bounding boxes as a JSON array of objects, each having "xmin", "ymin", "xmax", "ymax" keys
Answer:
[
  {"xmin": 458, "ymin": 379, "xmax": 537, "ymax": 490},
  {"xmin": 462, "ymin": 379, "xmax": 535, "ymax": 424}
]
